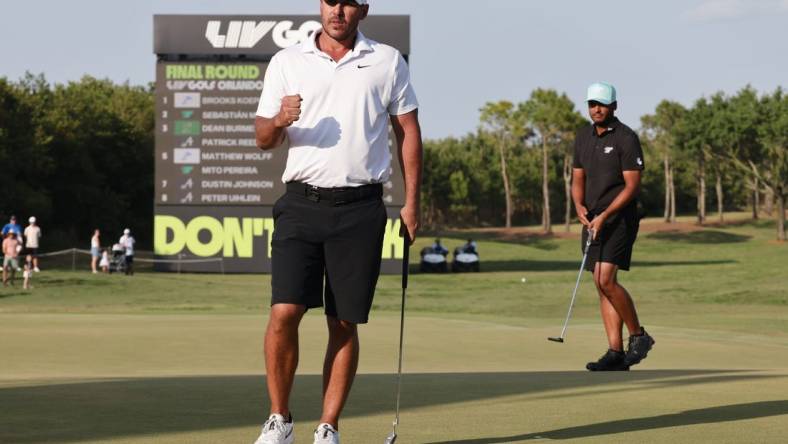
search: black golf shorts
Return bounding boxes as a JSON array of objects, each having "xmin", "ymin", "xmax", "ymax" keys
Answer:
[
  {"xmin": 582, "ymin": 210, "xmax": 639, "ymax": 272},
  {"xmin": 270, "ymin": 182, "xmax": 387, "ymax": 324}
]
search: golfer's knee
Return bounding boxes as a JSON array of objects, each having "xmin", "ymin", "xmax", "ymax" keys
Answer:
[
  {"xmin": 268, "ymin": 304, "xmax": 305, "ymax": 333},
  {"xmin": 327, "ymin": 317, "xmax": 357, "ymax": 340},
  {"xmin": 597, "ymin": 275, "xmax": 617, "ymax": 296},
  {"xmin": 594, "ymin": 276, "xmax": 607, "ymax": 295}
]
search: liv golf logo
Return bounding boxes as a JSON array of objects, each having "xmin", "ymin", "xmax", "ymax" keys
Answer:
[{"xmin": 205, "ymin": 20, "xmax": 322, "ymax": 49}]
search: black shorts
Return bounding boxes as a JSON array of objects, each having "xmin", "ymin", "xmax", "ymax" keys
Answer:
[
  {"xmin": 582, "ymin": 209, "xmax": 639, "ymax": 272},
  {"xmin": 270, "ymin": 182, "xmax": 387, "ymax": 324},
  {"xmin": 25, "ymin": 247, "xmax": 38, "ymax": 257}
]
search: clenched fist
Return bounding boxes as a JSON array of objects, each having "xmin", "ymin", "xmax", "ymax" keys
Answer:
[{"xmin": 274, "ymin": 94, "xmax": 303, "ymax": 128}]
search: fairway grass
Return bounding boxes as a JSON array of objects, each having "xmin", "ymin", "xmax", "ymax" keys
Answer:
[
  {"xmin": 1, "ymin": 216, "xmax": 786, "ymax": 443},
  {"xmin": 2, "ymin": 314, "xmax": 787, "ymax": 443}
]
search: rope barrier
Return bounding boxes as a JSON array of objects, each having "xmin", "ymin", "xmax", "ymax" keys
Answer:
[{"xmin": 29, "ymin": 248, "xmax": 226, "ymax": 273}]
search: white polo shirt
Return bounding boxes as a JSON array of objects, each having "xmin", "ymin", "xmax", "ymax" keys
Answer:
[
  {"xmin": 256, "ymin": 30, "xmax": 418, "ymax": 188},
  {"xmin": 24, "ymin": 225, "xmax": 41, "ymax": 248}
]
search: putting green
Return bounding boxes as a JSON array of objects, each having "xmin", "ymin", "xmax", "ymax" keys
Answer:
[{"xmin": 2, "ymin": 313, "xmax": 787, "ymax": 443}]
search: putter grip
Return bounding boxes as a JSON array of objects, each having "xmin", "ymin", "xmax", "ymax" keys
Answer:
[{"xmin": 402, "ymin": 232, "xmax": 410, "ymax": 289}]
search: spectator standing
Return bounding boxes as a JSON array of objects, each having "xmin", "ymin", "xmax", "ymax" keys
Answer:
[
  {"xmin": 2, "ymin": 232, "xmax": 20, "ymax": 286},
  {"xmin": 23, "ymin": 254, "xmax": 33, "ymax": 289},
  {"xmin": 119, "ymin": 228, "xmax": 135, "ymax": 276},
  {"xmin": 2, "ymin": 215, "xmax": 23, "ymax": 238},
  {"xmin": 24, "ymin": 216, "xmax": 42, "ymax": 272},
  {"xmin": 90, "ymin": 229, "xmax": 101, "ymax": 273}
]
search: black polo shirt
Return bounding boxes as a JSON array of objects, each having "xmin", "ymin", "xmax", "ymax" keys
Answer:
[{"xmin": 572, "ymin": 117, "xmax": 644, "ymax": 214}]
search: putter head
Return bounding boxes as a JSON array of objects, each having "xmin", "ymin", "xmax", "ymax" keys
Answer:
[
  {"xmin": 547, "ymin": 337, "xmax": 564, "ymax": 343},
  {"xmin": 384, "ymin": 432, "xmax": 397, "ymax": 444}
]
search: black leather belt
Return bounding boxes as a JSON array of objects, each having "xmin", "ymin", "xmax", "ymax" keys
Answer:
[{"xmin": 286, "ymin": 181, "xmax": 383, "ymax": 205}]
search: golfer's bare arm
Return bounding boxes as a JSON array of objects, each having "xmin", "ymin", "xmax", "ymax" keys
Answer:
[
  {"xmin": 572, "ymin": 168, "xmax": 589, "ymax": 226},
  {"xmin": 599, "ymin": 171, "xmax": 641, "ymax": 220},
  {"xmin": 255, "ymin": 116, "xmax": 286, "ymax": 150},
  {"xmin": 391, "ymin": 109, "xmax": 423, "ymax": 241},
  {"xmin": 255, "ymin": 94, "xmax": 302, "ymax": 150}
]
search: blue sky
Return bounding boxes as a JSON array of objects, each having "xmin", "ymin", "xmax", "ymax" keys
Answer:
[{"xmin": 2, "ymin": 0, "xmax": 786, "ymax": 139}]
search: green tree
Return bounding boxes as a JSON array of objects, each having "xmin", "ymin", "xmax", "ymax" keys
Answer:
[
  {"xmin": 421, "ymin": 133, "xmax": 501, "ymax": 227},
  {"xmin": 728, "ymin": 88, "xmax": 788, "ymax": 240},
  {"xmin": 676, "ymin": 97, "xmax": 715, "ymax": 224},
  {"xmin": 725, "ymin": 87, "xmax": 763, "ymax": 220},
  {"xmin": 448, "ymin": 170, "xmax": 473, "ymax": 219},
  {"xmin": 479, "ymin": 101, "xmax": 521, "ymax": 228},
  {"xmin": 706, "ymin": 93, "xmax": 730, "ymax": 222},
  {"xmin": 519, "ymin": 89, "xmax": 583, "ymax": 233},
  {"xmin": 0, "ymin": 75, "xmax": 54, "ymax": 220},
  {"xmin": 0, "ymin": 74, "xmax": 155, "ymax": 248},
  {"xmin": 705, "ymin": 90, "xmax": 759, "ymax": 223},
  {"xmin": 641, "ymin": 100, "xmax": 686, "ymax": 223}
]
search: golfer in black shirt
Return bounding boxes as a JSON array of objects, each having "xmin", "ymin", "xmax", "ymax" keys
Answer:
[{"xmin": 571, "ymin": 82, "xmax": 654, "ymax": 371}]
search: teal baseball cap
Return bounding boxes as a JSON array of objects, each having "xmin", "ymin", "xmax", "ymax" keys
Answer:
[{"xmin": 586, "ymin": 82, "xmax": 617, "ymax": 105}]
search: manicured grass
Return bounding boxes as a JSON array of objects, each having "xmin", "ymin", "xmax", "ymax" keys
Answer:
[
  {"xmin": 3, "ymin": 215, "xmax": 785, "ymax": 335},
  {"xmin": 1, "ymin": 214, "xmax": 786, "ymax": 443},
  {"xmin": 2, "ymin": 315, "xmax": 787, "ymax": 443}
]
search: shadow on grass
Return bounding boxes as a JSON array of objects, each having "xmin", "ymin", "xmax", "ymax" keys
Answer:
[
  {"xmin": 0, "ymin": 370, "xmax": 781, "ymax": 443},
  {"xmin": 426, "ymin": 400, "xmax": 788, "ymax": 443},
  {"xmin": 646, "ymin": 230, "xmax": 751, "ymax": 244},
  {"xmin": 450, "ymin": 259, "xmax": 737, "ymax": 273},
  {"xmin": 426, "ymin": 230, "xmax": 562, "ymax": 251},
  {"xmin": 706, "ymin": 218, "xmax": 776, "ymax": 230},
  {"xmin": 0, "ymin": 289, "xmax": 28, "ymax": 299},
  {"xmin": 10, "ymin": 274, "xmax": 114, "ymax": 288},
  {"xmin": 35, "ymin": 278, "xmax": 94, "ymax": 286}
]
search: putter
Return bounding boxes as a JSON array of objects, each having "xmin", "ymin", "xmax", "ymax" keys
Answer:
[
  {"xmin": 384, "ymin": 232, "xmax": 410, "ymax": 444},
  {"xmin": 548, "ymin": 228, "xmax": 594, "ymax": 343}
]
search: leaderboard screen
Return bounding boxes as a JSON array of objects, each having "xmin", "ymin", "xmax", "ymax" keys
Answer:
[
  {"xmin": 154, "ymin": 62, "xmax": 286, "ymax": 206},
  {"xmin": 153, "ymin": 15, "xmax": 409, "ymax": 273}
]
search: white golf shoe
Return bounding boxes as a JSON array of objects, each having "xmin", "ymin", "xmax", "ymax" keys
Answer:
[
  {"xmin": 254, "ymin": 413, "xmax": 294, "ymax": 444},
  {"xmin": 313, "ymin": 423, "xmax": 340, "ymax": 444}
]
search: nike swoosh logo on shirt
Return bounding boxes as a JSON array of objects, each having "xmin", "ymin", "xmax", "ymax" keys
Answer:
[{"xmin": 357, "ymin": 64, "xmax": 372, "ymax": 69}]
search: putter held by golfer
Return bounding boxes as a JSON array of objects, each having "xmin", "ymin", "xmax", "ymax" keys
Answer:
[
  {"xmin": 548, "ymin": 228, "xmax": 594, "ymax": 343},
  {"xmin": 385, "ymin": 232, "xmax": 410, "ymax": 444}
]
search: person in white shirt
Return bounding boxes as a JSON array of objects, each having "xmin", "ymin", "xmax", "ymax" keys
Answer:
[
  {"xmin": 99, "ymin": 249, "xmax": 110, "ymax": 273},
  {"xmin": 253, "ymin": 1, "xmax": 422, "ymax": 443},
  {"xmin": 118, "ymin": 228, "xmax": 135, "ymax": 276},
  {"xmin": 23, "ymin": 216, "xmax": 42, "ymax": 272},
  {"xmin": 23, "ymin": 254, "xmax": 33, "ymax": 289}
]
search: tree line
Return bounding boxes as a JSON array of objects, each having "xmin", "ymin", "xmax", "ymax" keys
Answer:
[
  {"xmin": 423, "ymin": 86, "xmax": 786, "ymax": 240},
  {"xmin": 1, "ymin": 74, "xmax": 785, "ymax": 247},
  {"xmin": 0, "ymin": 74, "xmax": 154, "ymax": 249}
]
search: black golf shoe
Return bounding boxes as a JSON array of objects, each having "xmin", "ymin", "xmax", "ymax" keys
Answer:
[
  {"xmin": 624, "ymin": 328, "xmax": 655, "ymax": 367},
  {"xmin": 586, "ymin": 349, "xmax": 630, "ymax": 371}
]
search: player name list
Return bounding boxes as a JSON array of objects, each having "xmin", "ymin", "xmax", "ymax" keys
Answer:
[{"xmin": 154, "ymin": 62, "xmax": 287, "ymax": 205}]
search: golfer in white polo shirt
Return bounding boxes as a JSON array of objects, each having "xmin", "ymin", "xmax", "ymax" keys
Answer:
[{"xmin": 253, "ymin": 1, "xmax": 423, "ymax": 443}]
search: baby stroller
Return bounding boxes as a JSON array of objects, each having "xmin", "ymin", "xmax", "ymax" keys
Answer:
[
  {"xmin": 452, "ymin": 240, "xmax": 480, "ymax": 272},
  {"xmin": 109, "ymin": 243, "xmax": 127, "ymax": 274},
  {"xmin": 419, "ymin": 239, "xmax": 449, "ymax": 273}
]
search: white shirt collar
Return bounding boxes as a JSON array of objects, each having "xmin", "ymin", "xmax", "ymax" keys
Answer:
[{"xmin": 301, "ymin": 29, "xmax": 373, "ymax": 56}]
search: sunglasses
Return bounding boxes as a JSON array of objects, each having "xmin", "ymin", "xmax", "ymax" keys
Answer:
[{"xmin": 323, "ymin": 0, "xmax": 362, "ymax": 7}]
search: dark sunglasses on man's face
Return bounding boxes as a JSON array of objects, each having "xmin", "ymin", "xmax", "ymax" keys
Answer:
[{"xmin": 323, "ymin": 0, "xmax": 361, "ymax": 7}]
